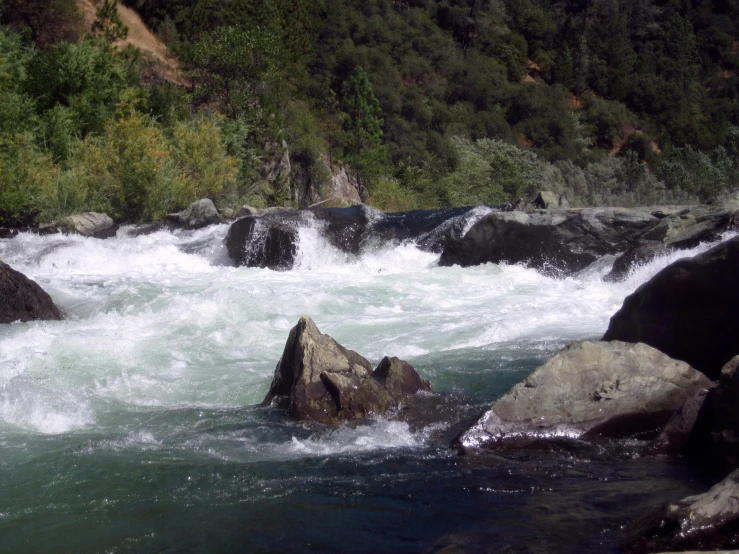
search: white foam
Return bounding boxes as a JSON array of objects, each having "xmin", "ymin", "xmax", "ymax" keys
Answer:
[{"xmin": 0, "ymin": 225, "xmax": 732, "ymax": 436}]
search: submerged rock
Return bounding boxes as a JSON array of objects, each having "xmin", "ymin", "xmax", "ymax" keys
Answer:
[
  {"xmin": 225, "ymin": 216, "xmax": 298, "ymax": 270},
  {"xmin": 262, "ymin": 316, "xmax": 431, "ymax": 424},
  {"xmin": 168, "ymin": 199, "xmax": 220, "ymax": 229},
  {"xmin": 455, "ymin": 341, "xmax": 711, "ymax": 451},
  {"xmin": 603, "ymin": 236, "xmax": 739, "ymax": 379},
  {"xmin": 0, "ymin": 261, "xmax": 63, "ymax": 323},
  {"xmin": 623, "ymin": 468, "xmax": 739, "ymax": 553},
  {"xmin": 439, "ymin": 207, "xmax": 659, "ymax": 275}
]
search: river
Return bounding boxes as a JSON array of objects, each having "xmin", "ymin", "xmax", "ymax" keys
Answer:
[{"xmin": 0, "ymin": 219, "xmax": 722, "ymax": 553}]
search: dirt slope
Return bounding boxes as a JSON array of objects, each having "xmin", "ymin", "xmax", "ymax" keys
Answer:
[{"xmin": 76, "ymin": 0, "xmax": 179, "ymax": 81}]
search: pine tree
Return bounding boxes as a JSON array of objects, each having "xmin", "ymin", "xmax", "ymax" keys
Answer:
[
  {"xmin": 92, "ymin": 0, "xmax": 128, "ymax": 44},
  {"xmin": 343, "ymin": 66, "xmax": 384, "ymax": 153}
]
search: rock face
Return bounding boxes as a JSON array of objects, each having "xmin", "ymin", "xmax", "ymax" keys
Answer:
[
  {"xmin": 455, "ymin": 341, "xmax": 711, "ymax": 451},
  {"xmin": 623, "ymin": 468, "xmax": 739, "ymax": 553},
  {"xmin": 682, "ymin": 355, "xmax": 739, "ymax": 475},
  {"xmin": 603, "ymin": 236, "xmax": 739, "ymax": 379},
  {"xmin": 225, "ymin": 216, "xmax": 298, "ymax": 270},
  {"xmin": 605, "ymin": 192, "xmax": 739, "ymax": 281},
  {"xmin": 168, "ymin": 199, "xmax": 220, "ymax": 229},
  {"xmin": 262, "ymin": 317, "xmax": 431, "ymax": 424},
  {"xmin": 439, "ymin": 207, "xmax": 660, "ymax": 275},
  {"xmin": 0, "ymin": 261, "xmax": 63, "ymax": 323}
]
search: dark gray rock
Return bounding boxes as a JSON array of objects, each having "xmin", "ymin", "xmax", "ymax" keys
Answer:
[
  {"xmin": 225, "ymin": 216, "xmax": 298, "ymax": 270},
  {"xmin": 603, "ymin": 236, "xmax": 739, "ymax": 379},
  {"xmin": 262, "ymin": 317, "xmax": 431, "ymax": 424},
  {"xmin": 439, "ymin": 208, "xmax": 659, "ymax": 275},
  {"xmin": 682, "ymin": 355, "xmax": 739, "ymax": 475},
  {"xmin": 534, "ymin": 190, "xmax": 559, "ymax": 209},
  {"xmin": 455, "ymin": 341, "xmax": 711, "ymax": 452},
  {"xmin": 605, "ymin": 194, "xmax": 739, "ymax": 281},
  {"xmin": 623, "ymin": 468, "xmax": 739, "ymax": 553},
  {"xmin": 0, "ymin": 261, "xmax": 63, "ymax": 323},
  {"xmin": 651, "ymin": 387, "xmax": 713, "ymax": 456},
  {"xmin": 168, "ymin": 199, "xmax": 220, "ymax": 229},
  {"xmin": 603, "ymin": 241, "xmax": 670, "ymax": 282}
]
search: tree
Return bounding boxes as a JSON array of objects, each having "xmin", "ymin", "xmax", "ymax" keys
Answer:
[
  {"xmin": 342, "ymin": 66, "xmax": 384, "ymax": 152},
  {"xmin": 190, "ymin": 26, "xmax": 280, "ymax": 119},
  {"xmin": 92, "ymin": 0, "xmax": 128, "ymax": 44}
]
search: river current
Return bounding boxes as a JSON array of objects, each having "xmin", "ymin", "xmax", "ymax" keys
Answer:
[{"xmin": 0, "ymin": 219, "xmax": 724, "ymax": 553}]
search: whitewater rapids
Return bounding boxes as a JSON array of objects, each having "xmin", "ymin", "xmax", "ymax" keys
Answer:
[{"xmin": 0, "ymin": 219, "xmax": 727, "ymax": 552}]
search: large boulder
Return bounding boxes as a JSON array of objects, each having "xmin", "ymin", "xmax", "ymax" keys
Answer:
[
  {"xmin": 0, "ymin": 261, "xmax": 63, "ymax": 323},
  {"xmin": 40, "ymin": 212, "xmax": 117, "ymax": 238},
  {"xmin": 439, "ymin": 207, "xmax": 660, "ymax": 275},
  {"xmin": 58, "ymin": 212, "xmax": 117, "ymax": 238},
  {"xmin": 168, "ymin": 199, "xmax": 220, "ymax": 229},
  {"xmin": 225, "ymin": 216, "xmax": 298, "ymax": 270},
  {"xmin": 623, "ymin": 468, "xmax": 739, "ymax": 553},
  {"xmin": 262, "ymin": 317, "xmax": 432, "ymax": 424},
  {"xmin": 455, "ymin": 341, "xmax": 711, "ymax": 451},
  {"xmin": 603, "ymin": 236, "xmax": 739, "ymax": 379}
]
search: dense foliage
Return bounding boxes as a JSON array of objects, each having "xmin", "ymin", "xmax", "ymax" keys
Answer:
[{"xmin": 2, "ymin": 0, "xmax": 739, "ymax": 223}]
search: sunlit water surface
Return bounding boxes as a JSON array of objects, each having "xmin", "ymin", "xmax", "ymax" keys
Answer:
[{"xmin": 0, "ymin": 223, "xmax": 726, "ymax": 553}]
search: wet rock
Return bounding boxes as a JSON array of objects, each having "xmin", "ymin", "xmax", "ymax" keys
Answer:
[
  {"xmin": 682, "ymin": 356, "xmax": 739, "ymax": 475},
  {"xmin": 439, "ymin": 207, "xmax": 659, "ymax": 275},
  {"xmin": 455, "ymin": 341, "xmax": 711, "ymax": 452},
  {"xmin": 0, "ymin": 261, "xmax": 63, "ymax": 323},
  {"xmin": 310, "ymin": 205, "xmax": 379, "ymax": 254},
  {"xmin": 168, "ymin": 199, "xmax": 220, "ymax": 229},
  {"xmin": 623, "ymin": 468, "xmax": 739, "ymax": 553},
  {"xmin": 534, "ymin": 190, "xmax": 559, "ymax": 209},
  {"xmin": 0, "ymin": 227, "xmax": 18, "ymax": 239},
  {"xmin": 603, "ymin": 242, "xmax": 669, "ymax": 282},
  {"xmin": 651, "ymin": 387, "xmax": 713, "ymax": 456},
  {"xmin": 262, "ymin": 317, "xmax": 431, "ymax": 424},
  {"xmin": 603, "ymin": 236, "xmax": 739, "ymax": 379},
  {"xmin": 225, "ymin": 216, "xmax": 298, "ymax": 270}
]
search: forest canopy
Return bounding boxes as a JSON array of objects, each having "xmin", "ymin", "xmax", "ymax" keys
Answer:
[{"xmin": 1, "ymin": 0, "xmax": 739, "ymax": 224}]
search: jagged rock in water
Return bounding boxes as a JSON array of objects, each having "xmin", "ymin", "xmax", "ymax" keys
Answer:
[
  {"xmin": 168, "ymin": 199, "xmax": 220, "ymax": 229},
  {"xmin": 455, "ymin": 341, "xmax": 711, "ymax": 452},
  {"xmin": 623, "ymin": 468, "xmax": 739, "ymax": 553},
  {"xmin": 439, "ymin": 207, "xmax": 660, "ymax": 275},
  {"xmin": 0, "ymin": 261, "xmax": 63, "ymax": 323},
  {"xmin": 225, "ymin": 216, "xmax": 298, "ymax": 270},
  {"xmin": 603, "ymin": 236, "xmax": 739, "ymax": 379},
  {"xmin": 262, "ymin": 316, "xmax": 431, "ymax": 424},
  {"xmin": 43, "ymin": 212, "xmax": 117, "ymax": 238}
]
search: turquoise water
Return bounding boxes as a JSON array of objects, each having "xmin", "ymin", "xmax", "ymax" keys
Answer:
[{"xmin": 0, "ymin": 223, "xmax": 722, "ymax": 553}]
